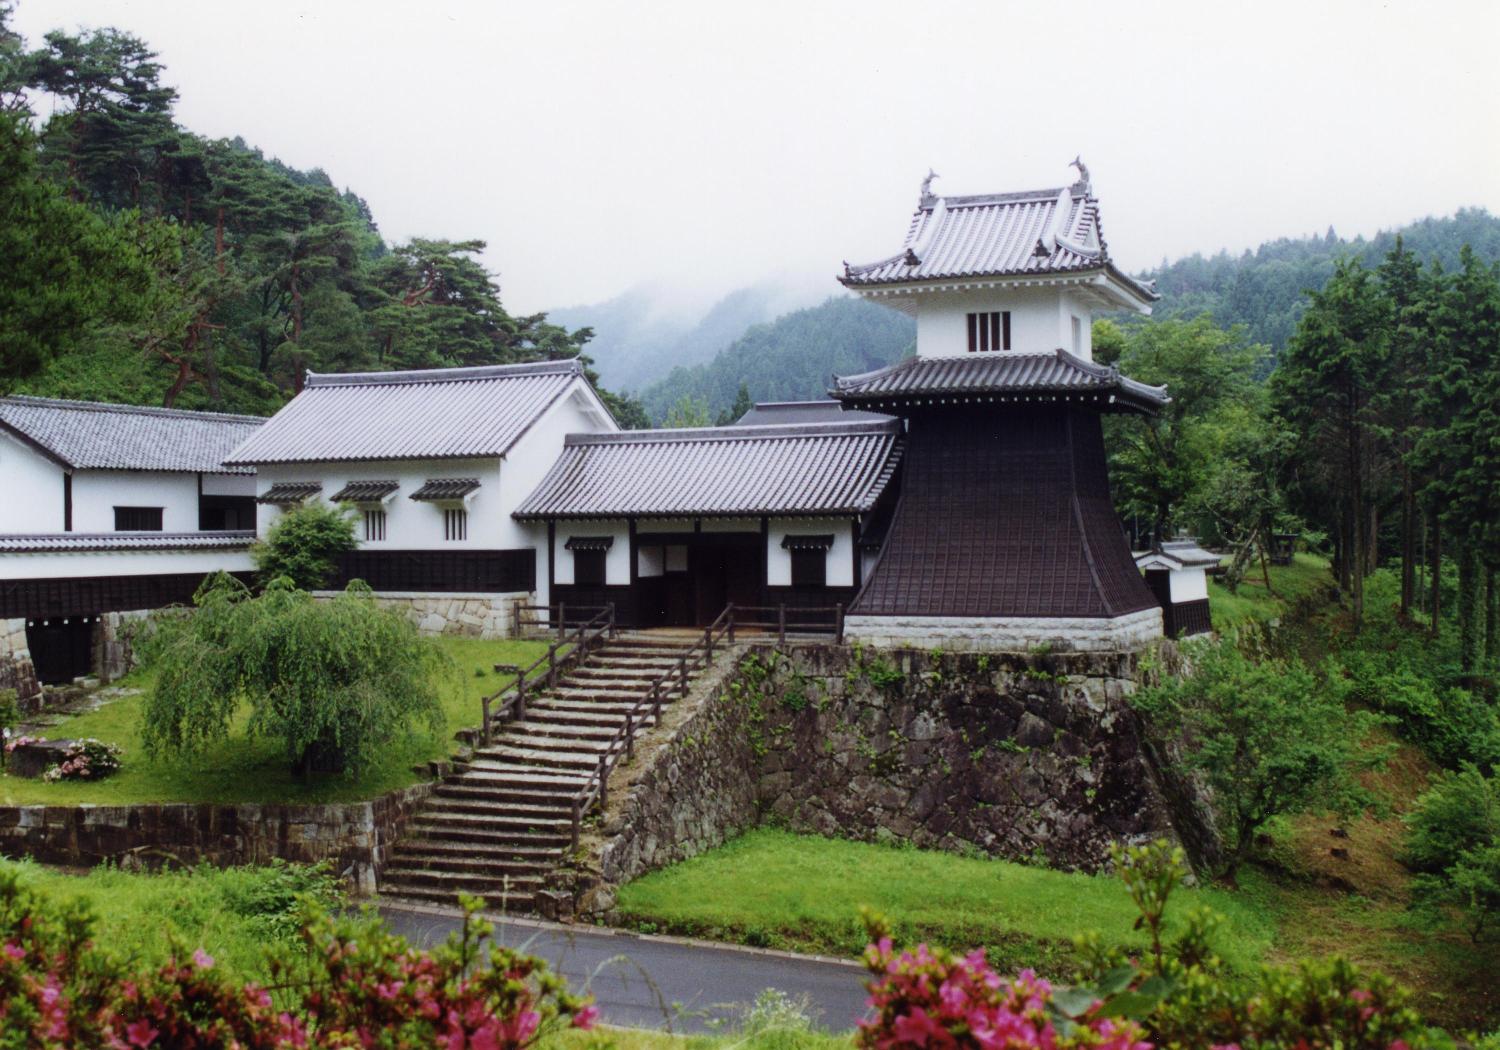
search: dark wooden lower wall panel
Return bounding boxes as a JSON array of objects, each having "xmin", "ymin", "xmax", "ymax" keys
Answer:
[
  {"xmin": 0, "ymin": 572, "xmax": 255, "ymax": 620},
  {"xmin": 332, "ymin": 549, "xmax": 535, "ymax": 594},
  {"xmin": 1167, "ymin": 598, "xmax": 1213, "ymax": 637}
]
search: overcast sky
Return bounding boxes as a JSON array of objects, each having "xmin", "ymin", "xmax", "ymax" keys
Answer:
[{"xmin": 14, "ymin": 0, "xmax": 1500, "ymax": 315}]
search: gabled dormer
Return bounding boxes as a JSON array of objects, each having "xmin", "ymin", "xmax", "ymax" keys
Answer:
[{"xmin": 840, "ymin": 161, "xmax": 1157, "ymax": 362}]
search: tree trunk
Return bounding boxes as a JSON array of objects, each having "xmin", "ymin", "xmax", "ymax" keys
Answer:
[
  {"xmin": 1429, "ymin": 514, "xmax": 1443, "ymax": 636},
  {"xmin": 1400, "ymin": 460, "xmax": 1416, "ymax": 618},
  {"xmin": 214, "ymin": 206, "xmax": 226, "ymax": 275},
  {"xmin": 1458, "ymin": 543, "xmax": 1480, "ymax": 673}
]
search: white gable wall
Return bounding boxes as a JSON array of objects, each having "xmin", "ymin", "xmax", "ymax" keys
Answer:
[
  {"xmin": 0, "ymin": 431, "xmax": 65, "ymax": 532},
  {"xmin": 914, "ymin": 286, "xmax": 1095, "ymax": 361},
  {"xmin": 71, "ymin": 470, "xmax": 201, "ymax": 533}
]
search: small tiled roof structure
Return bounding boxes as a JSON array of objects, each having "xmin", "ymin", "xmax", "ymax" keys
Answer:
[
  {"xmin": 514, "ymin": 420, "xmax": 903, "ymax": 521},
  {"xmin": 840, "ymin": 173, "xmax": 1157, "ymax": 307},
  {"xmin": 0, "ymin": 531, "xmax": 255, "ymax": 553},
  {"xmin": 225, "ymin": 360, "xmax": 594, "ymax": 466},
  {"xmin": 329, "ymin": 480, "xmax": 400, "ymax": 503},
  {"xmin": 830, "ymin": 350, "xmax": 1168, "ymax": 414},
  {"xmin": 1135, "ymin": 538, "xmax": 1222, "ymax": 571},
  {"xmin": 409, "ymin": 478, "xmax": 481, "ymax": 502},
  {"xmin": 256, "ymin": 481, "xmax": 322, "ymax": 505},
  {"xmin": 0, "ymin": 396, "xmax": 262, "ymax": 474},
  {"xmin": 732, "ymin": 400, "xmax": 888, "ymax": 427}
]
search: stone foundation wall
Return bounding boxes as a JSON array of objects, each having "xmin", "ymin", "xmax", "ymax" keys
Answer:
[
  {"xmin": 0, "ymin": 782, "xmax": 433, "ymax": 894},
  {"xmin": 843, "ymin": 607, "xmax": 1164, "ymax": 653},
  {"xmin": 571, "ymin": 643, "xmax": 1217, "ymax": 915},
  {"xmin": 0, "ymin": 616, "xmax": 43, "ymax": 713},
  {"xmin": 315, "ymin": 591, "xmax": 528, "ymax": 639}
]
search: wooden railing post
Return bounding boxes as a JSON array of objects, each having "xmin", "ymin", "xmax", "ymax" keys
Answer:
[
  {"xmin": 481, "ymin": 695, "xmax": 491, "ymax": 745},
  {"xmin": 598, "ymin": 755, "xmax": 609, "ymax": 810},
  {"xmin": 678, "ymin": 655, "xmax": 688, "ymax": 697},
  {"xmin": 608, "ymin": 602, "xmax": 617, "ymax": 639},
  {"xmin": 778, "ymin": 603, "xmax": 787, "ymax": 646},
  {"xmin": 557, "ymin": 602, "xmax": 566, "ymax": 639},
  {"xmin": 652, "ymin": 681, "xmax": 661, "ymax": 721},
  {"xmin": 570, "ymin": 798, "xmax": 581, "ymax": 849},
  {"xmin": 516, "ymin": 676, "xmax": 527, "ymax": 722},
  {"xmin": 727, "ymin": 602, "xmax": 735, "ymax": 644},
  {"xmin": 547, "ymin": 646, "xmax": 557, "ymax": 690},
  {"xmin": 704, "ymin": 625, "xmax": 713, "ymax": 662},
  {"xmin": 625, "ymin": 713, "xmax": 634, "ymax": 761},
  {"xmin": 835, "ymin": 602, "xmax": 845, "ymax": 645}
]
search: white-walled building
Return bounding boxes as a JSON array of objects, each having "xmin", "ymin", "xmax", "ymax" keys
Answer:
[
  {"xmin": 0, "ymin": 397, "xmax": 262, "ymax": 688},
  {"xmin": 1134, "ymin": 539, "xmax": 1220, "ymax": 637},
  {"xmin": 224, "ymin": 359, "xmax": 618, "ymax": 632}
]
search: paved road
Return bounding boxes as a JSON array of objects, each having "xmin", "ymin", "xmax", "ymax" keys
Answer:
[{"xmin": 379, "ymin": 903, "xmax": 870, "ymax": 1033}]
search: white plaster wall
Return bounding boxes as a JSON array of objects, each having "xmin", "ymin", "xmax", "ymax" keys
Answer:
[
  {"xmin": 554, "ymin": 520, "xmax": 630, "ymax": 585},
  {"xmin": 0, "ymin": 547, "xmax": 253, "ymax": 580},
  {"xmin": 1169, "ymin": 567, "xmax": 1209, "ymax": 603},
  {"xmin": 202, "ymin": 473, "xmax": 256, "ymax": 497},
  {"xmin": 71, "ymin": 471, "xmax": 200, "ymax": 532},
  {"xmin": 914, "ymin": 286, "xmax": 1096, "ymax": 361},
  {"xmin": 0, "ymin": 431, "xmax": 65, "ymax": 532},
  {"xmin": 767, "ymin": 520, "xmax": 855, "ymax": 587},
  {"xmin": 255, "ymin": 458, "xmax": 504, "ymax": 547}
]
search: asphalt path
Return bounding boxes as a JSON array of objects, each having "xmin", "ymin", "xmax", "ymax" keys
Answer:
[{"xmin": 378, "ymin": 903, "xmax": 870, "ymax": 1034}]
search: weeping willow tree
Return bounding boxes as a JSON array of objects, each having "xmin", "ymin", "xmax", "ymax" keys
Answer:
[{"xmin": 140, "ymin": 573, "xmax": 448, "ymax": 777}]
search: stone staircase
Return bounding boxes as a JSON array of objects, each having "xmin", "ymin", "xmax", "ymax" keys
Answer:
[{"xmin": 378, "ymin": 633, "xmax": 708, "ymax": 911}]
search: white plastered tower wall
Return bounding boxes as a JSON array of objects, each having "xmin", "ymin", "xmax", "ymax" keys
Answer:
[{"xmin": 913, "ymin": 285, "xmax": 1097, "ymax": 360}]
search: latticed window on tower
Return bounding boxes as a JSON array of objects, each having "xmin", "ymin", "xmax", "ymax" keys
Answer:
[
  {"xmin": 966, "ymin": 310, "xmax": 1011, "ymax": 352},
  {"xmin": 362, "ymin": 509, "xmax": 386, "ymax": 541},
  {"xmin": 443, "ymin": 508, "xmax": 467, "ymax": 541}
]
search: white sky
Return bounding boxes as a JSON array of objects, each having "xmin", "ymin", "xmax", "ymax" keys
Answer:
[{"xmin": 14, "ymin": 0, "xmax": 1500, "ymax": 314}]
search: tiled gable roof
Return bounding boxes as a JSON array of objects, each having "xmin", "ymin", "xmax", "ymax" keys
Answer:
[
  {"xmin": 830, "ymin": 350, "xmax": 1169, "ymax": 414},
  {"xmin": 514, "ymin": 420, "xmax": 903, "ymax": 520},
  {"xmin": 0, "ymin": 396, "xmax": 263, "ymax": 474},
  {"xmin": 840, "ymin": 182, "xmax": 1156, "ymax": 304},
  {"xmin": 225, "ymin": 360, "xmax": 592, "ymax": 466}
]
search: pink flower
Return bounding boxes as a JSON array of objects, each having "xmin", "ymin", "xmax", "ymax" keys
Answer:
[
  {"xmin": 2, "ymin": 941, "xmax": 23, "ymax": 961},
  {"xmin": 191, "ymin": 948, "xmax": 215, "ymax": 969},
  {"xmin": 125, "ymin": 1018, "xmax": 159, "ymax": 1047},
  {"xmin": 572, "ymin": 1004, "xmax": 599, "ymax": 1030}
]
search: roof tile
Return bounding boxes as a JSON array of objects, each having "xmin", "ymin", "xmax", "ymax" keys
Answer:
[{"xmin": 0, "ymin": 396, "xmax": 262, "ymax": 474}]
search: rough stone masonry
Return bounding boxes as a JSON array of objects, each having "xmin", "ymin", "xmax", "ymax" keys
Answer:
[{"xmin": 571, "ymin": 642, "xmax": 1217, "ymax": 916}]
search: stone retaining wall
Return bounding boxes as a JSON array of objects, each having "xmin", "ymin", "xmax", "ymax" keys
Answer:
[
  {"xmin": 0, "ymin": 782, "xmax": 434, "ymax": 894},
  {"xmin": 566, "ymin": 643, "xmax": 1217, "ymax": 917},
  {"xmin": 314, "ymin": 591, "xmax": 528, "ymax": 639},
  {"xmin": 0, "ymin": 616, "xmax": 43, "ymax": 713}
]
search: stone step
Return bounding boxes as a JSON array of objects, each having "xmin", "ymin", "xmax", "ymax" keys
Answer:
[
  {"xmin": 479, "ymin": 745, "xmax": 603, "ymax": 771},
  {"xmin": 431, "ymin": 785, "xmax": 575, "ymax": 811},
  {"xmin": 542, "ymin": 687, "xmax": 655, "ymax": 704},
  {"xmin": 528, "ymin": 697, "xmax": 647, "ymax": 716},
  {"xmin": 389, "ymin": 849, "xmax": 555, "ymax": 877},
  {"xmin": 507, "ymin": 719, "xmax": 620, "ymax": 742},
  {"xmin": 378, "ymin": 869, "xmax": 542, "ymax": 907},
  {"xmin": 403, "ymin": 821, "xmax": 573, "ymax": 847},
  {"xmin": 413, "ymin": 795, "xmax": 576, "ymax": 820},
  {"xmin": 394, "ymin": 837, "xmax": 562, "ymax": 861}
]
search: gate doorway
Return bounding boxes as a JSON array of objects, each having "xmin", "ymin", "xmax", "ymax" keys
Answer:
[
  {"xmin": 26, "ymin": 615, "xmax": 96, "ymax": 684},
  {"xmin": 691, "ymin": 535, "xmax": 761, "ymax": 626}
]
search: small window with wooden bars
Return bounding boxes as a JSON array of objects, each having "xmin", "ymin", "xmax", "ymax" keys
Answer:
[
  {"xmin": 113, "ymin": 506, "xmax": 163, "ymax": 531},
  {"xmin": 363, "ymin": 509, "xmax": 386, "ymax": 541},
  {"xmin": 443, "ymin": 508, "xmax": 467, "ymax": 541},
  {"xmin": 966, "ymin": 310, "xmax": 1011, "ymax": 353}
]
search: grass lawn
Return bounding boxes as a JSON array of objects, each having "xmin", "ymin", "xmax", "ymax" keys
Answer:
[
  {"xmin": 0, "ymin": 635, "xmax": 549, "ymax": 806},
  {"xmin": 0, "ymin": 856, "xmax": 341, "ymax": 979},
  {"xmin": 613, "ymin": 828, "xmax": 1277, "ymax": 978},
  {"xmin": 1207, "ymin": 552, "xmax": 1334, "ymax": 631}
]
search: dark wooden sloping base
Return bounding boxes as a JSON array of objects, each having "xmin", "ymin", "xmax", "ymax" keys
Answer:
[{"xmin": 851, "ymin": 406, "xmax": 1156, "ymax": 620}]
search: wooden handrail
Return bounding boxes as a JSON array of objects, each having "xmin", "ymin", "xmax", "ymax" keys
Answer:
[{"xmin": 479, "ymin": 604, "xmax": 615, "ymax": 745}]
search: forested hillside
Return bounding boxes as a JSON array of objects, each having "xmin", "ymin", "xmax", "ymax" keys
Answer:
[
  {"xmin": 1149, "ymin": 206, "xmax": 1500, "ymax": 354},
  {"xmin": 638, "ymin": 296, "xmax": 915, "ymax": 423},
  {"xmin": 0, "ymin": 8, "xmax": 645, "ymax": 424}
]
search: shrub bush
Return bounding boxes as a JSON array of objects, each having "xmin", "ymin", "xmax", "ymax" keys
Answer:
[
  {"xmin": 250, "ymin": 501, "xmax": 357, "ymax": 590},
  {"xmin": 141, "ymin": 573, "xmax": 448, "ymax": 777},
  {"xmin": 0, "ymin": 869, "xmax": 596, "ymax": 1048},
  {"xmin": 39, "ymin": 738, "xmax": 122, "ymax": 781},
  {"xmin": 1406, "ymin": 764, "xmax": 1500, "ymax": 944},
  {"xmin": 1133, "ymin": 641, "xmax": 1383, "ymax": 879}
]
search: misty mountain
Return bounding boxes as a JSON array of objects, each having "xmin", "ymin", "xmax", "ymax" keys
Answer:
[
  {"xmin": 550, "ymin": 280, "xmax": 827, "ymax": 392},
  {"xmin": 639, "ymin": 297, "xmax": 915, "ymax": 422}
]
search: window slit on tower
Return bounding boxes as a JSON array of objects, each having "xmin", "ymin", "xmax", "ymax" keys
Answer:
[{"xmin": 966, "ymin": 311, "xmax": 1011, "ymax": 352}]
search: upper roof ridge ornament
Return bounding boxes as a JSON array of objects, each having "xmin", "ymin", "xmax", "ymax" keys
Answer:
[
  {"xmin": 1070, "ymin": 155, "xmax": 1091, "ymax": 194},
  {"xmin": 919, "ymin": 168, "xmax": 939, "ymax": 208}
]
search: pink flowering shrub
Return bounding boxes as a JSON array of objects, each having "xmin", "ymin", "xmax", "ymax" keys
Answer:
[
  {"xmin": 40, "ymin": 738, "xmax": 122, "ymax": 781},
  {"xmin": 858, "ymin": 919, "xmax": 1150, "ymax": 1050},
  {"xmin": 0, "ymin": 870, "xmax": 595, "ymax": 1049}
]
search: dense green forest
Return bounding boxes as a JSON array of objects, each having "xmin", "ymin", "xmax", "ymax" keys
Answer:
[{"xmin": 0, "ymin": 6, "xmax": 647, "ymax": 424}]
